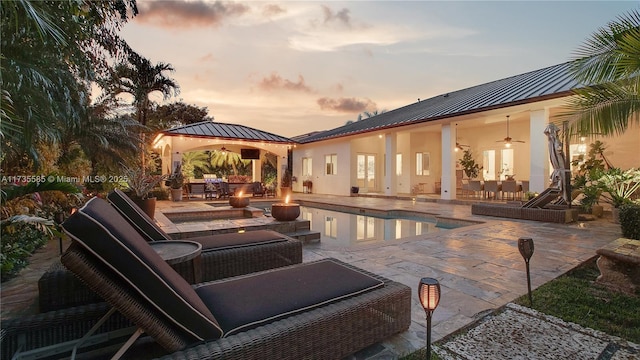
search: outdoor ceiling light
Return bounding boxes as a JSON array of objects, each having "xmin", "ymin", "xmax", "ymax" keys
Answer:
[
  {"xmin": 220, "ymin": 146, "xmax": 227, "ymax": 155},
  {"xmin": 418, "ymin": 277, "xmax": 441, "ymax": 360}
]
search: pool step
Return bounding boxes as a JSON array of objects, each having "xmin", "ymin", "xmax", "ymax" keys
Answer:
[{"xmin": 285, "ymin": 230, "xmax": 321, "ymax": 244}]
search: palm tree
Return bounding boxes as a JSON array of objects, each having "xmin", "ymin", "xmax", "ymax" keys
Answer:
[
  {"xmin": 209, "ymin": 150, "xmax": 250, "ymax": 176},
  {"xmin": 181, "ymin": 151, "xmax": 209, "ymax": 179},
  {"xmin": 109, "ymin": 53, "xmax": 179, "ymax": 165},
  {"xmin": 563, "ymin": 9, "xmax": 640, "ymax": 137}
]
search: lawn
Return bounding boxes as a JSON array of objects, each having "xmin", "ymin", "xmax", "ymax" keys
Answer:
[{"xmin": 401, "ymin": 257, "xmax": 640, "ymax": 359}]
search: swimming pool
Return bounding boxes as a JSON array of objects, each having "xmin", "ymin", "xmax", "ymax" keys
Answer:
[{"xmin": 294, "ymin": 205, "xmax": 452, "ymax": 247}]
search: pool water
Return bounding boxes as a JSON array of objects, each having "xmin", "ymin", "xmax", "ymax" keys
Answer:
[{"xmin": 296, "ymin": 206, "xmax": 448, "ymax": 247}]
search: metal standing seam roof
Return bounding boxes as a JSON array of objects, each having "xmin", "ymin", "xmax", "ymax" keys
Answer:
[
  {"xmin": 161, "ymin": 121, "xmax": 294, "ymax": 144},
  {"xmin": 298, "ymin": 61, "xmax": 583, "ymax": 144}
]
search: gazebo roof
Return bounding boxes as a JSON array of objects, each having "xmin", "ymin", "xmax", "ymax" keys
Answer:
[{"xmin": 160, "ymin": 120, "xmax": 294, "ymax": 144}]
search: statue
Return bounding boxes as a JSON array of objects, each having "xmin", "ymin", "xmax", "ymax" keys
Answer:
[{"xmin": 543, "ymin": 123, "xmax": 569, "ymax": 204}]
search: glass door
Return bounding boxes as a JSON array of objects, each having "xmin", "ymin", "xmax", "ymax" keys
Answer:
[{"xmin": 357, "ymin": 154, "xmax": 376, "ymax": 192}]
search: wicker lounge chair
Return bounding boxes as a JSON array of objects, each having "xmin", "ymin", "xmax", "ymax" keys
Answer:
[
  {"xmin": 4, "ymin": 197, "xmax": 411, "ymax": 359},
  {"xmin": 38, "ymin": 190, "xmax": 302, "ymax": 312}
]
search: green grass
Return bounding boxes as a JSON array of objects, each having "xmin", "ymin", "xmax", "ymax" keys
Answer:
[
  {"xmin": 401, "ymin": 258, "xmax": 640, "ymax": 359},
  {"xmin": 514, "ymin": 257, "xmax": 640, "ymax": 343}
]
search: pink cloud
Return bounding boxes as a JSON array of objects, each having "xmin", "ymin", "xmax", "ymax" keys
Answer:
[
  {"xmin": 317, "ymin": 97, "xmax": 376, "ymax": 113},
  {"xmin": 136, "ymin": 0, "xmax": 249, "ymax": 29},
  {"xmin": 258, "ymin": 73, "xmax": 313, "ymax": 93}
]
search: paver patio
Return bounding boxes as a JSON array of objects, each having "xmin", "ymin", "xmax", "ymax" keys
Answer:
[{"xmin": 0, "ymin": 194, "xmax": 623, "ymax": 359}]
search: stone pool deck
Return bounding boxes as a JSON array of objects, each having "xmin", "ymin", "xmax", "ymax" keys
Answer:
[{"xmin": 1, "ymin": 193, "xmax": 630, "ymax": 359}]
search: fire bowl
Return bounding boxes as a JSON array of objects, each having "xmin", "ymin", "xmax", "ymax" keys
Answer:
[
  {"xmin": 229, "ymin": 196, "xmax": 250, "ymax": 208},
  {"xmin": 271, "ymin": 203, "xmax": 300, "ymax": 221}
]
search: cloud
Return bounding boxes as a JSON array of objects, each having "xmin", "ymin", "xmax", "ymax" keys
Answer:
[
  {"xmin": 258, "ymin": 73, "xmax": 313, "ymax": 93},
  {"xmin": 136, "ymin": 0, "xmax": 249, "ymax": 29},
  {"xmin": 321, "ymin": 5, "xmax": 351, "ymax": 28},
  {"xmin": 317, "ymin": 97, "xmax": 376, "ymax": 113},
  {"xmin": 263, "ymin": 4, "xmax": 286, "ymax": 18}
]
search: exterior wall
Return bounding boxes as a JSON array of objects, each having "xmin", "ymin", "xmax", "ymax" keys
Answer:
[
  {"xmin": 292, "ymin": 109, "xmax": 639, "ymax": 198},
  {"xmin": 293, "ymin": 139, "xmax": 352, "ymax": 196}
]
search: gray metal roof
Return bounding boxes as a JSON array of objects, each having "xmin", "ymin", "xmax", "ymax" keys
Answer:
[
  {"xmin": 162, "ymin": 121, "xmax": 294, "ymax": 144},
  {"xmin": 298, "ymin": 61, "xmax": 582, "ymax": 143}
]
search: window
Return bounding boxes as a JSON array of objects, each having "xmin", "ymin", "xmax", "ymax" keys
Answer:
[
  {"xmin": 302, "ymin": 157, "xmax": 312, "ymax": 177},
  {"xmin": 501, "ymin": 148, "xmax": 514, "ymax": 180},
  {"xmin": 396, "ymin": 153, "xmax": 402, "ymax": 176},
  {"xmin": 483, "ymin": 150, "xmax": 496, "ymax": 180},
  {"xmin": 416, "ymin": 152, "xmax": 430, "ymax": 175},
  {"xmin": 325, "ymin": 154, "xmax": 337, "ymax": 175}
]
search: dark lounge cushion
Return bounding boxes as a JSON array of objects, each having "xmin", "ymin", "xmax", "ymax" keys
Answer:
[
  {"xmin": 107, "ymin": 189, "xmax": 170, "ymax": 241},
  {"xmin": 195, "ymin": 259, "xmax": 384, "ymax": 337},
  {"xmin": 62, "ymin": 197, "xmax": 222, "ymax": 341},
  {"xmin": 190, "ymin": 230, "xmax": 287, "ymax": 251}
]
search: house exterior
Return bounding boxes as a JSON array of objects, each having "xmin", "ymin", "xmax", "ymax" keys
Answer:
[{"xmin": 291, "ymin": 61, "xmax": 639, "ymax": 199}]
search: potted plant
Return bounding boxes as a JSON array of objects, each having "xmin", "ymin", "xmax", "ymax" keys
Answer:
[
  {"xmin": 168, "ymin": 164, "xmax": 185, "ymax": 202},
  {"xmin": 121, "ymin": 165, "xmax": 167, "ymax": 219},
  {"xmin": 459, "ymin": 149, "xmax": 482, "ymax": 179}
]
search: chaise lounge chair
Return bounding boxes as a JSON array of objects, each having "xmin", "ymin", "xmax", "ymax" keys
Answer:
[
  {"xmin": 38, "ymin": 189, "xmax": 302, "ymax": 312},
  {"xmin": 3, "ymin": 197, "xmax": 412, "ymax": 359}
]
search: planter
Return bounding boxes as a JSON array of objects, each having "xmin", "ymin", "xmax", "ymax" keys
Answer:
[
  {"xmin": 133, "ymin": 197, "xmax": 157, "ymax": 219},
  {"xmin": 171, "ymin": 188, "xmax": 183, "ymax": 202},
  {"xmin": 229, "ymin": 196, "xmax": 250, "ymax": 208},
  {"xmin": 591, "ymin": 204, "xmax": 604, "ymax": 218},
  {"xmin": 271, "ymin": 203, "xmax": 300, "ymax": 221}
]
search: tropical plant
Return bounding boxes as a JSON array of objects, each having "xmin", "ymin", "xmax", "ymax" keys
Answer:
[
  {"xmin": 459, "ymin": 149, "xmax": 482, "ymax": 179},
  {"xmin": 209, "ymin": 150, "xmax": 251, "ymax": 176},
  {"xmin": 121, "ymin": 165, "xmax": 167, "ymax": 200},
  {"xmin": 562, "ymin": 9, "xmax": 640, "ymax": 137},
  {"xmin": 595, "ymin": 168, "xmax": 640, "ymax": 207},
  {"xmin": 168, "ymin": 164, "xmax": 185, "ymax": 189},
  {"xmin": 180, "ymin": 151, "xmax": 210, "ymax": 179},
  {"xmin": 109, "ymin": 52, "xmax": 179, "ymax": 128},
  {"xmin": 1, "ymin": 0, "xmax": 139, "ymax": 167}
]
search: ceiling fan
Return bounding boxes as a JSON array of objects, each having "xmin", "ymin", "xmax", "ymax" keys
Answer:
[
  {"xmin": 454, "ymin": 123, "xmax": 469, "ymax": 152},
  {"xmin": 496, "ymin": 115, "xmax": 525, "ymax": 148}
]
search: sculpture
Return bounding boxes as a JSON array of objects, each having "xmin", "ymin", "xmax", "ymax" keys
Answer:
[{"xmin": 543, "ymin": 123, "xmax": 569, "ymax": 204}]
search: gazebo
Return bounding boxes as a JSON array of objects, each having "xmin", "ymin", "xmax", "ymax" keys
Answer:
[{"xmin": 152, "ymin": 120, "xmax": 295, "ymax": 195}]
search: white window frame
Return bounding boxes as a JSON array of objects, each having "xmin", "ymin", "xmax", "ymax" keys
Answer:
[
  {"xmin": 416, "ymin": 152, "xmax": 430, "ymax": 176},
  {"xmin": 302, "ymin": 157, "xmax": 312, "ymax": 177},
  {"xmin": 325, "ymin": 154, "xmax": 337, "ymax": 175}
]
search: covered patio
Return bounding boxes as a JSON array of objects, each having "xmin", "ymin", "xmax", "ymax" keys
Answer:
[{"xmin": 153, "ymin": 120, "xmax": 295, "ymax": 197}]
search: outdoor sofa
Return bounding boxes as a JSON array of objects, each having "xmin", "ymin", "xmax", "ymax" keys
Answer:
[
  {"xmin": 38, "ymin": 189, "xmax": 302, "ymax": 312},
  {"xmin": 2, "ymin": 197, "xmax": 411, "ymax": 359}
]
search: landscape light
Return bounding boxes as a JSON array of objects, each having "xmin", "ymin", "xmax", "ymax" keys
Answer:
[
  {"xmin": 518, "ymin": 237, "xmax": 535, "ymax": 306},
  {"xmin": 418, "ymin": 277, "xmax": 441, "ymax": 360}
]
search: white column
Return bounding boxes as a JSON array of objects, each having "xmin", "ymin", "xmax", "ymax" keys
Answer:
[
  {"xmin": 384, "ymin": 133, "xmax": 397, "ymax": 196},
  {"xmin": 441, "ymin": 124, "xmax": 456, "ymax": 200},
  {"xmin": 252, "ymin": 159, "xmax": 263, "ymax": 182},
  {"xmin": 529, "ymin": 109, "xmax": 549, "ymax": 193}
]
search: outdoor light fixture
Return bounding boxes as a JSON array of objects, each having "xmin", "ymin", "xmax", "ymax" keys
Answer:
[
  {"xmin": 518, "ymin": 237, "xmax": 535, "ymax": 306},
  {"xmin": 220, "ymin": 146, "xmax": 227, "ymax": 155},
  {"xmin": 418, "ymin": 277, "xmax": 441, "ymax": 360}
]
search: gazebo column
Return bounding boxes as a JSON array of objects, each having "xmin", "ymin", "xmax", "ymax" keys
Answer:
[
  {"xmin": 252, "ymin": 159, "xmax": 263, "ymax": 183},
  {"xmin": 440, "ymin": 124, "xmax": 456, "ymax": 200},
  {"xmin": 529, "ymin": 109, "xmax": 550, "ymax": 193}
]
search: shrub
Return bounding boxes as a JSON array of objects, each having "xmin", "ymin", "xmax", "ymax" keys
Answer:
[
  {"xmin": 1, "ymin": 222, "xmax": 52, "ymax": 281},
  {"xmin": 619, "ymin": 203, "xmax": 640, "ymax": 240}
]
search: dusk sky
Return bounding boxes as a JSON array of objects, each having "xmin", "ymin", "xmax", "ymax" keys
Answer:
[{"xmin": 120, "ymin": 1, "xmax": 639, "ymax": 138}]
